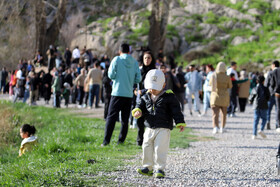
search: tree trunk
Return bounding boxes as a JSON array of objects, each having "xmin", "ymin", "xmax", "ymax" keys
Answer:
[
  {"xmin": 35, "ymin": 0, "xmax": 46, "ymax": 54},
  {"xmin": 36, "ymin": 0, "xmax": 67, "ymax": 60},
  {"xmin": 148, "ymin": 0, "xmax": 171, "ymax": 59}
]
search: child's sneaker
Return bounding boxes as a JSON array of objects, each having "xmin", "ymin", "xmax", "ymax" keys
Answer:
[
  {"xmin": 258, "ymin": 131, "xmax": 267, "ymax": 138},
  {"xmin": 154, "ymin": 170, "xmax": 165, "ymax": 178},
  {"xmin": 137, "ymin": 167, "xmax": 153, "ymax": 176},
  {"xmin": 252, "ymin": 135, "xmax": 256, "ymax": 140}
]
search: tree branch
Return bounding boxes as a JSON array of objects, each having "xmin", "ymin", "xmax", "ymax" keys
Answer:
[{"xmin": 42, "ymin": 0, "xmax": 57, "ymax": 10}]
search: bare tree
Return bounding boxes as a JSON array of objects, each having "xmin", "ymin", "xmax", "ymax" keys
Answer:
[
  {"xmin": 35, "ymin": 0, "xmax": 68, "ymax": 59},
  {"xmin": 0, "ymin": 0, "xmax": 35, "ymax": 69},
  {"xmin": 148, "ymin": 0, "xmax": 171, "ymax": 59},
  {"xmin": 0, "ymin": 0, "xmax": 67, "ymax": 69}
]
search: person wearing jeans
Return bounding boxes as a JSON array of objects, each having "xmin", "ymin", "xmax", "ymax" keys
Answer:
[
  {"xmin": 264, "ymin": 60, "xmax": 279, "ymax": 129},
  {"xmin": 89, "ymin": 84, "xmax": 100, "ymax": 108},
  {"xmin": 267, "ymin": 96, "xmax": 278, "ymax": 129},
  {"xmin": 249, "ymin": 75, "xmax": 270, "ymax": 139},
  {"xmin": 253, "ymin": 109, "xmax": 267, "ymax": 138},
  {"xmin": 85, "ymin": 63, "xmax": 102, "ymax": 109},
  {"xmin": 202, "ymin": 64, "xmax": 214, "ymax": 116},
  {"xmin": 270, "ymin": 61, "xmax": 280, "ymax": 133}
]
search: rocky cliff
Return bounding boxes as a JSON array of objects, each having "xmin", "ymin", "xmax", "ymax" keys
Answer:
[{"xmin": 70, "ymin": 0, "xmax": 280, "ymax": 66}]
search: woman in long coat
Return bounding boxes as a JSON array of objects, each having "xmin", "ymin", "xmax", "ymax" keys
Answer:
[{"xmin": 209, "ymin": 62, "xmax": 232, "ymax": 134}]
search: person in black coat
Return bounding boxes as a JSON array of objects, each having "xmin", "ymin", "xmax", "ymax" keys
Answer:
[
  {"xmin": 64, "ymin": 48, "xmax": 72, "ymax": 68},
  {"xmin": 42, "ymin": 71, "xmax": 52, "ymax": 104},
  {"xmin": 102, "ymin": 64, "xmax": 112, "ymax": 120},
  {"xmin": 271, "ymin": 65, "xmax": 280, "ymax": 132}
]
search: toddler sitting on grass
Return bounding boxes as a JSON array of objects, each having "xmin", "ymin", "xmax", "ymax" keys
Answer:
[{"xmin": 19, "ymin": 124, "xmax": 38, "ymax": 156}]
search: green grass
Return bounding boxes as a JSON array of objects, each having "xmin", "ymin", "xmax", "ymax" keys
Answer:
[
  {"xmin": 205, "ymin": 11, "xmax": 231, "ymax": 24},
  {"xmin": 207, "ymin": 0, "xmax": 244, "ymax": 11},
  {"xmin": 0, "ymin": 100, "xmax": 194, "ymax": 186}
]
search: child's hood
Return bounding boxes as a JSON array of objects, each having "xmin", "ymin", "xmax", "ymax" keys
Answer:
[{"xmin": 21, "ymin": 136, "xmax": 37, "ymax": 146}]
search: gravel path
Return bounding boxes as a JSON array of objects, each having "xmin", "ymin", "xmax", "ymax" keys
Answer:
[
  {"xmin": 2, "ymin": 94, "xmax": 280, "ymax": 186},
  {"xmin": 104, "ymin": 106, "xmax": 280, "ymax": 186}
]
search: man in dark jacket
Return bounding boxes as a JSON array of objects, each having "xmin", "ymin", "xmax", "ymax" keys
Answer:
[
  {"xmin": 264, "ymin": 60, "xmax": 279, "ymax": 129},
  {"xmin": 102, "ymin": 64, "xmax": 112, "ymax": 120},
  {"xmin": 271, "ymin": 63, "xmax": 280, "ymax": 133}
]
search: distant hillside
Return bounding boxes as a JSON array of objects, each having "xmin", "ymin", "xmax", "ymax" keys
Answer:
[
  {"xmin": 2, "ymin": 0, "xmax": 280, "ymax": 70},
  {"xmin": 71, "ymin": 0, "xmax": 280, "ymax": 70}
]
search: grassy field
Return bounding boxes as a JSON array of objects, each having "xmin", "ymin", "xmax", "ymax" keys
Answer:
[{"xmin": 0, "ymin": 100, "xmax": 195, "ymax": 186}]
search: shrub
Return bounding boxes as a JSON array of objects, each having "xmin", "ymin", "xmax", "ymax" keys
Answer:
[{"xmin": 167, "ymin": 24, "xmax": 179, "ymax": 38}]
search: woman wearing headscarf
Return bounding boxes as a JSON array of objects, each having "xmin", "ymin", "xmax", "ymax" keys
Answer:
[
  {"xmin": 135, "ymin": 51, "xmax": 156, "ymax": 146},
  {"xmin": 238, "ymin": 70, "xmax": 250, "ymax": 112},
  {"xmin": 209, "ymin": 62, "xmax": 232, "ymax": 134}
]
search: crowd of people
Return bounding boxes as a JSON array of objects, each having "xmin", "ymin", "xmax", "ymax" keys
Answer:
[
  {"xmin": 3, "ymin": 43, "xmax": 280, "ymax": 178},
  {"xmin": 0, "ymin": 45, "xmax": 279, "ymax": 127},
  {"xmin": 0, "ymin": 45, "xmax": 279, "ymax": 136}
]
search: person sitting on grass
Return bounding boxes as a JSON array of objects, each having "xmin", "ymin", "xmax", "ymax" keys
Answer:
[
  {"xmin": 19, "ymin": 124, "xmax": 38, "ymax": 156},
  {"xmin": 131, "ymin": 69, "xmax": 186, "ymax": 179},
  {"xmin": 249, "ymin": 75, "xmax": 270, "ymax": 140}
]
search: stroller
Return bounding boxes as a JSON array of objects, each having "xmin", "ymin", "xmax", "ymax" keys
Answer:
[{"xmin": 277, "ymin": 143, "xmax": 280, "ymax": 175}]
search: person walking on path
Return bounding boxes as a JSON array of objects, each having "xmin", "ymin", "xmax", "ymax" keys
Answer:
[
  {"xmin": 75, "ymin": 68, "xmax": 86, "ymax": 108},
  {"xmin": 85, "ymin": 62, "xmax": 103, "ymax": 109},
  {"xmin": 227, "ymin": 61, "xmax": 238, "ymax": 80},
  {"xmin": 209, "ymin": 62, "xmax": 232, "ymax": 134},
  {"xmin": 201, "ymin": 64, "xmax": 214, "ymax": 116},
  {"xmin": 270, "ymin": 62, "xmax": 280, "ymax": 133},
  {"xmin": 227, "ymin": 73, "xmax": 248, "ymax": 117},
  {"xmin": 102, "ymin": 43, "xmax": 141, "ymax": 146},
  {"xmin": 238, "ymin": 70, "xmax": 250, "ymax": 112},
  {"xmin": 102, "ymin": 64, "xmax": 112, "ymax": 120},
  {"xmin": 248, "ymin": 75, "xmax": 270, "ymax": 139},
  {"xmin": 42, "ymin": 71, "xmax": 52, "ymax": 104},
  {"xmin": 264, "ymin": 60, "xmax": 279, "ymax": 130},
  {"xmin": 174, "ymin": 66, "xmax": 186, "ymax": 112},
  {"xmin": 135, "ymin": 51, "xmax": 156, "ymax": 146},
  {"xmin": 72, "ymin": 46, "xmax": 80, "ymax": 68},
  {"xmin": 132, "ymin": 69, "xmax": 186, "ymax": 178},
  {"xmin": 226, "ymin": 61, "xmax": 239, "ymax": 116},
  {"xmin": 184, "ymin": 65, "xmax": 203, "ymax": 116}
]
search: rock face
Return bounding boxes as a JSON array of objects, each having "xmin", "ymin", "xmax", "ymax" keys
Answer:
[
  {"xmin": 70, "ymin": 0, "xmax": 266, "ymax": 59},
  {"xmin": 272, "ymin": 0, "xmax": 280, "ymax": 10},
  {"xmin": 231, "ymin": 36, "xmax": 248, "ymax": 46}
]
